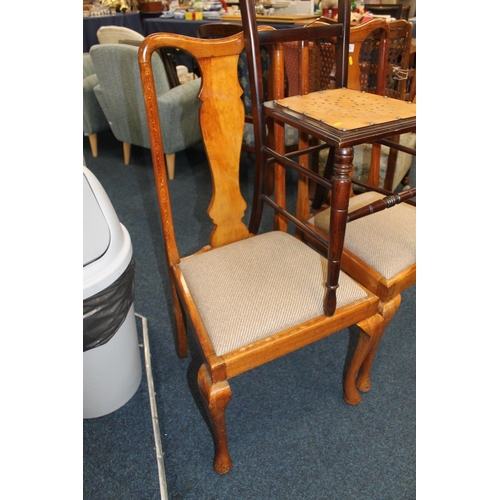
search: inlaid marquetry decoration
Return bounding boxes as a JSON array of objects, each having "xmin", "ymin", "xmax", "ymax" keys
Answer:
[{"xmin": 274, "ymin": 88, "xmax": 416, "ymax": 131}]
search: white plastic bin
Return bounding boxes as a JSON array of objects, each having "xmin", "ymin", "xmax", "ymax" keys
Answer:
[{"xmin": 83, "ymin": 166, "xmax": 142, "ymax": 419}]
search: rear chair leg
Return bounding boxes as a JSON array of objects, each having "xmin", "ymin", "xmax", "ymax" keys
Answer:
[
  {"xmin": 198, "ymin": 364, "xmax": 233, "ymax": 474},
  {"xmin": 171, "ymin": 278, "xmax": 188, "ymax": 358}
]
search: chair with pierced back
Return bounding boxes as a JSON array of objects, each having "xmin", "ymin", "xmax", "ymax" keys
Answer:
[
  {"xmin": 381, "ymin": 19, "xmax": 416, "ymax": 191},
  {"xmin": 345, "ymin": 19, "xmax": 416, "ymax": 192},
  {"xmin": 347, "ymin": 19, "xmax": 391, "ymax": 190},
  {"xmin": 138, "ymin": 24, "xmax": 391, "ymax": 473},
  {"xmin": 238, "ymin": 0, "xmax": 416, "ymax": 401},
  {"xmin": 302, "ymin": 18, "xmax": 390, "ymax": 194},
  {"xmin": 347, "ymin": 18, "xmax": 416, "ymax": 191},
  {"xmin": 308, "ymin": 17, "xmax": 415, "ymax": 196}
]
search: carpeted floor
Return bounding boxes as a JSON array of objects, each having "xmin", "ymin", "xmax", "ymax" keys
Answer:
[{"xmin": 83, "ymin": 130, "xmax": 416, "ymax": 500}]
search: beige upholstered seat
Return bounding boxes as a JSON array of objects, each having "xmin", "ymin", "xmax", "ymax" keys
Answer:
[
  {"xmin": 179, "ymin": 231, "xmax": 367, "ymax": 356},
  {"xmin": 311, "ymin": 191, "xmax": 416, "ymax": 281}
]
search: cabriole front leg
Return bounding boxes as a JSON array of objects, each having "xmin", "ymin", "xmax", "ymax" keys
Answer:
[
  {"xmin": 344, "ymin": 313, "xmax": 385, "ymax": 405},
  {"xmin": 198, "ymin": 364, "xmax": 233, "ymax": 474},
  {"xmin": 356, "ymin": 294, "xmax": 402, "ymax": 393}
]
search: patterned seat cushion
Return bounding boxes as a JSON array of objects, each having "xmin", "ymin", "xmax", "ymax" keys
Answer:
[
  {"xmin": 311, "ymin": 191, "xmax": 416, "ymax": 280},
  {"xmin": 179, "ymin": 231, "xmax": 367, "ymax": 356}
]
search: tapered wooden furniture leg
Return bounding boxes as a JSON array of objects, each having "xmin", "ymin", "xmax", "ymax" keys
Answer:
[
  {"xmin": 344, "ymin": 313, "xmax": 385, "ymax": 405},
  {"xmin": 88, "ymin": 133, "xmax": 98, "ymax": 157},
  {"xmin": 123, "ymin": 142, "xmax": 131, "ymax": 165},
  {"xmin": 166, "ymin": 153, "xmax": 175, "ymax": 180},
  {"xmin": 198, "ymin": 364, "xmax": 233, "ymax": 474},
  {"xmin": 355, "ymin": 294, "xmax": 402, "ymax": 393}
]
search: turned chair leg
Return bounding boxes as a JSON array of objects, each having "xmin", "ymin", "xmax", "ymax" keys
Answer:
[
  {"xmin": 88, "ymin": 133, "xmax": 98, "ymax": 157},
  {"xmin": 355, "ymin": 294, "xmax": 402, "ymax": 393},
  {"xmin": 166, "ymin": 153, "xmax": 175, "ymax": 180},
  {"xmin": 123, "ymin": 142, "xmax": 131, "ymax": 165},
  {"xmin": 198, "ymin": 364, "xmax": 233, "ymax": 474}
]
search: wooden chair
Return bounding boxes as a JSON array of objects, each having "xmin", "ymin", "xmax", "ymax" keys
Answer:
[
  {"xmin": 138, "ymin": 29, "xmax": 388, "ymax": 474},
  {"xmin": 346, "ymin": 19, "xmax": 390, "ymax": 191},
  {"xmin": 304, "ymin": 18, "xmax": 391, "ymax": 206},
  {"xmin": 382, "ymin": 19, "xmax": 416, "ymax": 191},
  {"xmin": 385, "ymin": 20, "xmax": 414, "ymax": 101},
  {"xmin": 348, "ymin": 19, "xmax": 390, "ymax": 95},
  {"xmin": 238, "ymin": 0, "xmax": 416, "ymax": 401},
  {"xmin": 308, "ymin": 17, "xmax": 415, "ymax": 198},
  {"xmin": 347, "ymin": 19, "xmax": 416, "ymax": 192},
  {"xmin": 283, "ymin": 19, "xmax": 416, "ymax": 394}
]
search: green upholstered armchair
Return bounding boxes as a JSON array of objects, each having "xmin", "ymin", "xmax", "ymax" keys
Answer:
[
  {"xmin": 90, "ymin": 43, "xmax": 202, "ymax": 179},
  {"xmin": 83, "ymin": 53, "xmax": 109, "ymax": 157}
]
